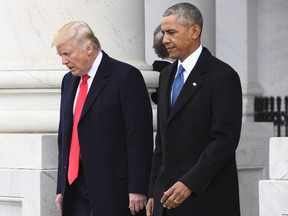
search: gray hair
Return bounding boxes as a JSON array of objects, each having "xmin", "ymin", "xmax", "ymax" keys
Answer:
[{"xmin": 163, "ymin": 3, "xmax": 203, "ymax": 29}]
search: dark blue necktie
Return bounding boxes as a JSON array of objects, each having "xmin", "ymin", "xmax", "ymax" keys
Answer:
[{"xmin": 171, "ymin": 64, "xmax": 185, "ymax": 107}]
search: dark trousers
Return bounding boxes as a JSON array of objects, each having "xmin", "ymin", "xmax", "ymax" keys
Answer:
[{"xmin": 70, "ymin": 161, "xmax": 93, "ymax": 216}]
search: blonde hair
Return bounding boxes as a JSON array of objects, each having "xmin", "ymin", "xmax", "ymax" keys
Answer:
[{"xmin": 51, "ymin": 21, "xmax": 101, "ymax": 51}]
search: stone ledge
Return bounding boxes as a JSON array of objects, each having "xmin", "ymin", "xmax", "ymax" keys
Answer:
[
  {"xmin": 0, "ymin": 169, "xmax": 57, "ymax": 216},
  {"xmin": 259, "ymin": 180, "xmax": 288, "ymax": 216},
  {"xmin": 0, "ymin": 69, "xmax": 159, "ymax": 89},
  {"xmin": 269, "ymin": 137, "xmax": 288, "ymax": 180},
  {"xmin": 0, "ymin": 134, "xmax": 57, "ymax": 169}
]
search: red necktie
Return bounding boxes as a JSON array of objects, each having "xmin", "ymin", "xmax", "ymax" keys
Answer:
[{"xmin": 68, "ymin": 74, "xmax": 90, "ymax": 185}]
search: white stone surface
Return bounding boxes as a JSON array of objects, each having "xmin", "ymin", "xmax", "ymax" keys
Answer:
[
  {"xmin": 0, "ymin": 196, "xmax": 22, "ymax": 216},
  {"xmin": 216, "ymin": 0, "xmax": 288, "ymax": 104},
  {"xmin": 0, "ymin": 134, "xmax": 58, "ymax": 216},
  {"xmin": 237, "ymin": 122, "xmax": 272, "ymax": 216},
  {"xmin": 0, "ymin": 0, "xmax": 149, "ymax": 70},
  {"xmin": 0, "ymin": 169, "xmax": 57, "ymax": 216},
  {"xmin": 257, "ymin": 0, "xmax": 288, "ymax": 97},
  {"xmin": 216, "ymin": 0, "xmax": 263, "ymax": 121},
  {"xmin": 0, "ymin": 88, "xmax": 60, "ymax": 133},
  {"xmin": 0, "ymin": 70, "xmax": 65, "ymax": 89},
  {"xmin": 0, "ymin": 134, "xmax": 57, "ymax": 169},
  {"xmin": 269, "ymin": 137, "xmax": 288, "ymax": 180},
  {"xmin": 259, "ymin": 180, "xmax": 288, "ymax": 216},
  {"xmin": 0, "ymin": 70, "xmax": 158, "ymax": 133},
  {"xmin": 259, "ymin": 137, "xmax": 288, "ymax": 216}
]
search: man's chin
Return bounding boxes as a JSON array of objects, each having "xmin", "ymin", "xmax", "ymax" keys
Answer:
[{"xmin": 70, "ymin": 70, "xmax": 81, "ymax": 77}]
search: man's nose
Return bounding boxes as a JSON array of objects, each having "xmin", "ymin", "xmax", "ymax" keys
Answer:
[
  {"xmin": 61, "ymin": 56, "xmax": 69, "ymax": 65},
  {"xmin": 162, "ymin": 35, "xmax": 169, "ymax": 44}
]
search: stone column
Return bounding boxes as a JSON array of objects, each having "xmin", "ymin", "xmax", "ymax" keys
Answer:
[
  {"xmin": 0, "ymin": 0, "xmax": 151, "ymax": 133},
  {"xmin": 216, "ymin": 0, "xmax": 263, "ymax": 121}
]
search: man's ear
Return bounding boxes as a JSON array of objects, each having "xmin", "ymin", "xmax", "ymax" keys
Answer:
[
  {"xmin": 86, "ymin": 43, "xmax": 93, "ymax": 56},
  {"xmin": 191, "ymin": 24, "xmax": 201, "ymax": 39}
]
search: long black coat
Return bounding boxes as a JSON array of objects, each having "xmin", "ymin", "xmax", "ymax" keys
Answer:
[
  {"xmin": 149, "ymin": 47, "xmax": 242, "ymax": 216},
  {"xmin": 57, "ymin": 51, "xmax": 153, "ymax": 216}
]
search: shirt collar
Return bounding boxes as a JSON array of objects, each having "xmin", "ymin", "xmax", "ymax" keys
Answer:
[
  {"xmin": 178, "ymin": 45, "xmax": 203, "ymax": 74},
  {"xmin": 86, "ymin": 50, "xmax": 103, "ymax": 79}
]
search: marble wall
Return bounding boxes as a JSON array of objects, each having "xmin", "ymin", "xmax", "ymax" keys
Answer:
[
  {"xmin": 259, "ymin": 137, "xmax": 288, "ymax": 216},
  {"xmin": 0, "ymin": 134, "xmax": 57, "ymax": 216},
  {"xmin": 237, "ymin": 122, "xmax": 272, "ymax": 216},
  {"xmin": 216, "ymin": 0, "xmax": 288, "ymax": 120},
  {"xmin": 257, "ymin": 1, "xmax": 288, "ymax": 97}
]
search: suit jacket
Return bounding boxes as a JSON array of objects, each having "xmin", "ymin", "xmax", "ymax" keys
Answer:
[
  {"xmin": 57, "ymin": 51, "xmax": 153, "ymax": 216},
  {"xmin": 149, "ymin": 47, "xmax": 242, "ymax": 216}
]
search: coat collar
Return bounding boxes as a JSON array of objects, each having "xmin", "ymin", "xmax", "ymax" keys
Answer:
[
  {"xmin": 164, "ymin": 47, "xmax": 213, "ymax": 121},
  {"xmin": 80, "ymin": 51, "xmax": 110, "ymax": 119}
]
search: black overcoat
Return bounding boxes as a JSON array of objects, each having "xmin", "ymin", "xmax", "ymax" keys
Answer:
[
  {"xmin": 57, "ymin": 51, "xmax": 153, "ymax": 216},
  {"xmin": 149, "ymin": 47, "xmax": 242, "ymax": 216}
]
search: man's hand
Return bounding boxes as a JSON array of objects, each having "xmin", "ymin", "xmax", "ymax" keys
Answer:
[
  {"xmin": 128, "ymin": 193, "xmax": 147, "ymax": 215},
  {"xmin": 55, "ymin": 194, "xmax": 63, "ymax": 213},
  {"xmin": 146, "ymin": 197, "xmax": 154, "ymax": 216},
  {"xmin": 161, "ymin": 181, "xmax": 192, "ymax": 209}
]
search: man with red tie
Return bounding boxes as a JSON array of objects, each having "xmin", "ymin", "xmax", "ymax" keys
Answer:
[{"xmin": 51, "ymin": 21, "xmax": 153, "ymax": 216}]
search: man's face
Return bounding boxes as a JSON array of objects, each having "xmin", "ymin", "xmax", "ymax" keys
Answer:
[
  {"xmin": 161, "ymin": 14, "xmax": 198, "ymax": 62},
  {"xmin": 56, "ymin": 41, "xmax": 92, "ymax": 76}
]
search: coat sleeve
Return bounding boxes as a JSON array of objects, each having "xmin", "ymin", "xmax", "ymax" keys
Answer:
[
  {"xmin": 120, "ymin": 66, "xmax": 154, "ymax": 194},
  {"xmin": 148, "ymin": 70, "xmax": 165, "ymax": 197},
  {"xmin": 56, "ymin": 76, "xmax": 65, "ymax": 195},
  {"xmin": 179, "ymin": 67, "xmax": 242, "ymax": 196}
]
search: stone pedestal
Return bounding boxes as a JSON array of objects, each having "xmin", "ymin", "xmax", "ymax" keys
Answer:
[
  {"xmin": 259, "ymin": 137, "xmax": 288, "ymax": 216},
  {"xmin": 0, "ymin": 134, "xmax": 58, "ymax": 216},
  {"xmin": 237, "ymin": 122, "xmax": 272, "ymax": 216}
]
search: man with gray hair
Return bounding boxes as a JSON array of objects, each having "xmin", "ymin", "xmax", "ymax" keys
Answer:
[
  {"xmin": 146, "ymin": 3, "xmax": 242, "ymax": 216},
  {"xmin": 52, "ymin": 21, "xmax": 153, "ymax": 216}
]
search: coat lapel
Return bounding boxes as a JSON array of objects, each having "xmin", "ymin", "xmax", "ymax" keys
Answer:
[
  {"xmin": 168, "ymin": 48, "xmax": 212, "ymax": 121},
  {"xmin": 169, "ymin": 70, "xmax": 203, "ymax": 120},
  {"xmin": 80, "ymin": 51, "xmax": 110, "ymax": 119},
  {"xmin": 161, "ymin": 62, "xmax": 177, "ymax": 123}
]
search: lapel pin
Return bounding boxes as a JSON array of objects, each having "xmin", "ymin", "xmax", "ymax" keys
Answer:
[{"xmin": 193, "ymin": 82, "xmax": 197, "ymax": 86}]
